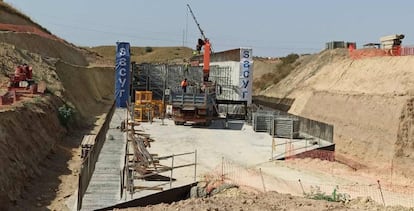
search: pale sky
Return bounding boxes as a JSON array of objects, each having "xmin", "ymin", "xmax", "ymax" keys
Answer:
[{"xmin": 4, "ymin": 0, "xmax": 414, "ymax": 57}]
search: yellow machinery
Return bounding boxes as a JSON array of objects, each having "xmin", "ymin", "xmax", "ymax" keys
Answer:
[{"xmin": 134, "ymin": 91, "xmax": 165, "ymax": 122}]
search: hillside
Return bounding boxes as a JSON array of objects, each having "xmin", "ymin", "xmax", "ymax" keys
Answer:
[
  {"xmin": 259, "ymin": 49, "xmax": 414, "ymax": 184},
  {"xmin": 89, "ymin": 45, "xmax": 194, "ymax": 65},
  {"xmin": 0, "ymin": 1, "xmax": 51, "ymax": 34},
  {"xmin": 0, "ymin": 2, "xmax": 114, "ymax": 210}
]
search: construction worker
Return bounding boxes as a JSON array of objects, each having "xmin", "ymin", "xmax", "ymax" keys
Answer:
[{"xmin": 181, "ymin": 78, "xmax": 188, "ymax": 93}]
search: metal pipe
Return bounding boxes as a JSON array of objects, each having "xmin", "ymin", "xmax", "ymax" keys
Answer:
[
  {"xmin": 170, "ymin": 155, "xmax": 174, "ymax": 188},
  {"xmin": 194, "ymin": 150, "xmax": 197, "ymax": 182},
  {"xmin": 156, "ymin": 151, "xmax": 195, "ymax": 160},
  {"xmin": 259, "ymin": 168, "xmax": 266, "ymax": 192}
]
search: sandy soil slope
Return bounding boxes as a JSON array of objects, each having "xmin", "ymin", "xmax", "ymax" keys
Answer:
[
  {"xmin": 0, "ymin": 3, "xmax": 114, "ymax": 209},
  {"xmin": 261, "ymin": 49, "xmax": 414, "ymax": 184}
]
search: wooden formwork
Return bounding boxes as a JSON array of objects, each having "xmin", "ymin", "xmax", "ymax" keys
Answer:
[
  {"xmin": 135, "ymin": 91, "xmax": 153, "ymax": 105},
  {"xmin": 151, "ymin": 100, "xmax": 164, "ymax": 118},
  {"xmin": 81, "ymin": 135, "xmax": 97, "ymax": 159},
  {"xmin": 134, "ymin": 105, "xmax": 154, "ymax": 122}
]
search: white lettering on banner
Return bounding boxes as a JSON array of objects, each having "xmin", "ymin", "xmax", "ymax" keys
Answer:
[
  {"xmin": 118, "ymin": 47, "xmax": 128, "ymax": 98},
  {"xmin": 119, "ymin": 68, "xmax": 127, "ymax": 76},
  {"xmin": 239, "ymin": 48, "xmax": 253, "ymax": 105},
  {"xmin": 119, "ymin": 48, "xmax": 126, "ymax": 56},
  {"xmin": 119, "ymin": 90, "xmax": 125, "ymax": 97},
  {"xmin": 119, "ymin": 58, "xmax": 127, "ymax": 66},
  {"xmin": 118, "ymin": 77, "xmax": 126, "ymax": 87}
]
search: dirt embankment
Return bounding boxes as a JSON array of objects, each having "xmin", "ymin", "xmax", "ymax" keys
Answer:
[
  {"xmin": 55, "ymin": 61, "xmax": 114, "ymax": 121},
  {"xmin": 0, "ymin": 2, "xmax": 115, "ymax": 209},
  {"xmin": 260, "ymin": 49, "xmax": 414, "ymax": 184},
  {"xmin": 0, "ymin": 96, "xmax": 65, "ymax": 209},
  {"xmin": 0, "ymin": 32, "xmax": 88, "ymax": 66},
  {"xmin": 0, "ymin": 43, "xmax": 113, "ymax": 209}
]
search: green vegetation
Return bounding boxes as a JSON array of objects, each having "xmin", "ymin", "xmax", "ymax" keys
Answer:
[
  {"xmin": 145, "ymin": 46, "xmax": 153, "ymax": 53},
  {"xmin": 304, "ymin": 186, "xmax": 350, "ymax": 203},
  {"xmin": 253, "ymin": 53, "xmax": 300, "ymax": 91},
  {"xmin": 58, "ymin": 104, "xmax": 74, "ymax": 127}
]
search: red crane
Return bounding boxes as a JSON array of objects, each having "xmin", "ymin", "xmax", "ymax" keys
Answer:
[{"xmin": 186, "ymin": 4, "xmax": 211, "ymax": 82}]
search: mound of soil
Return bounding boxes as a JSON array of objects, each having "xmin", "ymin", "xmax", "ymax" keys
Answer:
[{"xmin": 119, "ymin": 188, "xmax": 410, "ymax": 211}]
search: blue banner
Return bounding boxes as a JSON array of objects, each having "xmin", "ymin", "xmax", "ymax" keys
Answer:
[{"xmin": 115, "ymin": 42, "xmax": 131, "ymax": 108}]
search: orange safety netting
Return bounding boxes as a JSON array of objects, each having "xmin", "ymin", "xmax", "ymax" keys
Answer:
[
  {"xmin": 401, "ymin": 46, "xmax": 414, "ymax": 56},
  {"xmin": 348, "ymin": 45, "xmax": 401, "ymax": 60},
  {"xmin": 0, "ymin": 23, "xmax": 62, "ymax": 42}
]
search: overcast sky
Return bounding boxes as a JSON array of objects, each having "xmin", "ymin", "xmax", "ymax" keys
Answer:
[{"xmin": 4, "ymin": 0, "xmax": 414, "ymax": 57}]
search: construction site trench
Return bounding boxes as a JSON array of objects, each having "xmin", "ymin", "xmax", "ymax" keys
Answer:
[{"xmin": 1, "ymin": 2, "xmax": 414, "ymax": 211}]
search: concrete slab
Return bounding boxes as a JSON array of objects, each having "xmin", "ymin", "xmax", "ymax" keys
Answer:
[{"xmin": 124, "ymin": 118, "xmax": 333, "ymax": 199}]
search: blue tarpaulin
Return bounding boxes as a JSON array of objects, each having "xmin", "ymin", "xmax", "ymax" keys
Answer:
[{"xmin": 115, "ymin": 42, "xmax": 130, "ymax": 108}]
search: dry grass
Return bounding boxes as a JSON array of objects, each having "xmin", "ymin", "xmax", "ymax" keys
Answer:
[{"xmin": 89, "ymin": 46, "xmax": 194, "ymax": 64}]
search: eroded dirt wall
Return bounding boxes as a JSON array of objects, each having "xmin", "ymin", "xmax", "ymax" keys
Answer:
[
  {"xmin": 261, "ymin": 50, "xmax": 414, "ymax": 181},
  {"xmin": 0, "ymin": 96, "xmax": 65, "ymax": 208},
  {"xmin": 394, "ymin": 98, "xmax": 414, "ymax": 183},
  {"xmin": 292, "ymin": 91, "xmax": 407, "ymax": 168},
  {"xmin": 55, "ymin": 61, "xmax": 114, "ymax": 121}
]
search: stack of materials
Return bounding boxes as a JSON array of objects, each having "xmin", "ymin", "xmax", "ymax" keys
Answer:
[
  {"xmin": 380, "ymin": 34, "xmax": 404, "ymax": 50},
  {"xmin": 252, "ymin": 111, "xmax": 280, "ymax": 132},
  {"xmin": 134, "ymin": 91, "xmax": 154, "ymax": 122},
  {"xmin": 273, "ymin": 116, "xmax": 300, "ymax": 139}
]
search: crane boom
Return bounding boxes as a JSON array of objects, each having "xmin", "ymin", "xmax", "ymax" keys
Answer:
[
  {"xmin": 186, "ymin": 4, "xmax": 206, "ymax": 40},
  {"xmin": 186, "ymin": 4, "xmax": 211, "ymax": 82}
]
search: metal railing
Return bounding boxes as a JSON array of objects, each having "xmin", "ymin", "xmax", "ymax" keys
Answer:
[{"xmin": 123, "ymin": 150, "xmax": 197, "ymax": 200}]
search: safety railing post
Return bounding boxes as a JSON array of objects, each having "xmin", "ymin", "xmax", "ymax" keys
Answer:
[
  {"xmin": 194, "ymin": 150, "xmax": 197, "ymax": 182},
  {"xmin": 170, "ymin": 155, "xmax": 174, "ymax": 188}
]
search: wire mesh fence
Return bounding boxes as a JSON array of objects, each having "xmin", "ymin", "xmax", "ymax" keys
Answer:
[{"xmin": 205, "ymin": 157, "xmax": 414, "ymax": 208}]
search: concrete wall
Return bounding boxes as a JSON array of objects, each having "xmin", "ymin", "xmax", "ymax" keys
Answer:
[{"xmin": 298, "ymin": 116, "xmax": 334, "ymax": 143}]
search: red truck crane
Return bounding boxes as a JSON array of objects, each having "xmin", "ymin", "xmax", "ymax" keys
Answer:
[{"xmin": 169, "ymin": 4, "xmax": 217, "ymax": 126}]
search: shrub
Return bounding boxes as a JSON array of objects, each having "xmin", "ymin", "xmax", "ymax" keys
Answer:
[
  {"xmin": 145, "ymin": 46, "xmax": 153, "ymax": 53},
  {"xmin": 58, "ymin": 104, "xmax": 74, "ymax": 127},
  {"xmin": 281, "ymin": 53, "xmax": 299, "ymax": 64},
  {"xmin": 254, "ymin": 53, "xmax": 300, "ymax": 91},
  {"xmin": 304, "ymin": 186, "xmax": 350, "ymax": 203}
]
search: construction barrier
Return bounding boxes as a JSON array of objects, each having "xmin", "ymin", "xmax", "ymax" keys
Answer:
[
  {"xmin": 401, "ymin": 46, "xmax": 414, "ymax": 56},
  {"xmin": 347, "ymin": 45, "xmax": 414, "ymax": 59},
  {"xmin": 206, "ymin": 158, "xmax": 414, "ymax": 208},
  {"xmin": 0, "ymin": 23, "xmax": 62, "ymax": 42},
  {"xmin": 77, "ymin": 102, "xmax": 115, "ymax": 210}
]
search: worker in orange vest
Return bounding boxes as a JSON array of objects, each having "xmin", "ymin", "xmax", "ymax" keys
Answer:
[{"xmin": 181, "ymin": 78, "xmax": 188, "ymax": 93}]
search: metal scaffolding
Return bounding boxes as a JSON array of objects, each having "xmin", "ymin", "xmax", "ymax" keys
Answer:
[
  {"xmin": 131, "ymin": 63, "xmax": 203, "ymax": 101},
  {"xmin": 209, "ymin": 65, "xmax": 237, "ymax": 101}
]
